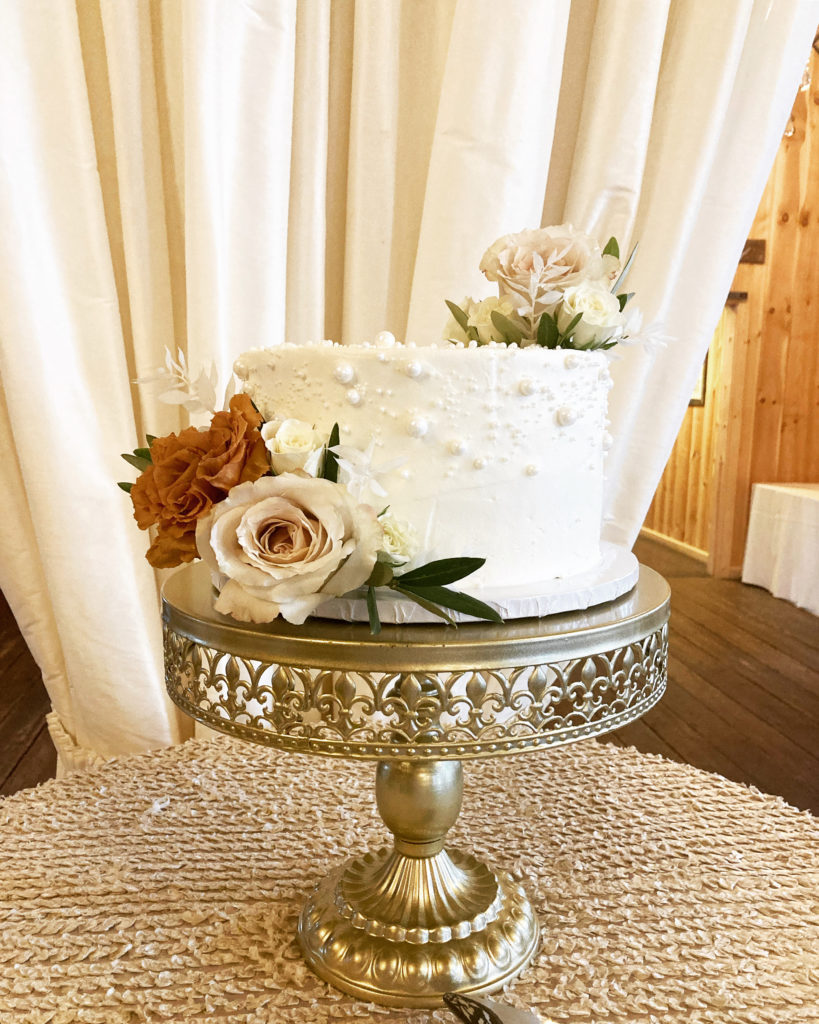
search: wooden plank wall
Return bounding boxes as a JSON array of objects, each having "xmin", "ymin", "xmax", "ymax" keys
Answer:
[
  {"xmin": 643, "ymin": 46, "xmax": 819, "ymax": 575},
  {"xmin": 643, "ymin": 308, "xmax": 732, "ymax": 558}
]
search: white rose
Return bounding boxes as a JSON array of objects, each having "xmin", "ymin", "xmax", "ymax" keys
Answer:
[
  {"xmin": 379, "ymin": 510, "xmax": 418, "ymax": 561},
  {"xmin": 480, "ymin": 225, "xmax": 616, "ymax": 312},
  {"xmin": 261, "ymin": 418, "xmax": 323, "ymax": 474},
  {"xmin": 556, "ymin": 280, "xmax": 624, "ymax": 348},
  {"xmin": 443, "ymin": 295, "xmax": 522, "ymax": 345},
  {"xmin": 195, "ymin": 475, "xmax": 382, "ymax": 624}
]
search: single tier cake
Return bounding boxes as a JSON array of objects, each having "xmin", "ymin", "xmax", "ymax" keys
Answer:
[{"xmin": 234, "ymin": 336, "xmax": 611, "ymax": 594}]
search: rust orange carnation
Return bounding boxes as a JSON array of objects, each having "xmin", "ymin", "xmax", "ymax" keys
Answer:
[{"xmin": 131, "ymin": 394, "xmax": 270, "ymax": 568}]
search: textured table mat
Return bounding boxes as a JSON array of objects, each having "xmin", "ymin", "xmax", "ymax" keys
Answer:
[{"xmin": 1, "ymin": 736, "xmax": 817, "ymax": 1023}]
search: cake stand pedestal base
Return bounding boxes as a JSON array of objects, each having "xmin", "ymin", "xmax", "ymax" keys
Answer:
[{"xmin": 297, "ymin": 759, "xmax": 539, "ymax": 1008}]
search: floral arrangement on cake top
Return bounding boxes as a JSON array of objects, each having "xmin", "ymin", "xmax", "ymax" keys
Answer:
[
  {"xmin": 444, "ymin": 224, "xmax": 639, "ymax": 350},
  {"xmin": 119, "ymin": 379, "xmax": 500, "ymax": 634}
]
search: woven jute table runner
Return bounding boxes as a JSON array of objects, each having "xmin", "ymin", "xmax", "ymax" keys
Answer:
[{"xmin": 1, "ymin": 736, "xmax": 817, "ymax": 1023}]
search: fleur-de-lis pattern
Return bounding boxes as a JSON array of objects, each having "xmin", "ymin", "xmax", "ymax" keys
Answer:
[{"xmin": 164, "ymin": 624, "xmax": 667, "ymax": 760}]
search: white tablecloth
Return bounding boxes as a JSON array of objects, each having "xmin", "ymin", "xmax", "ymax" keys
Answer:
[{"xmin": 742, "ymin": 482, "xmax": 819, "ymax": 616}]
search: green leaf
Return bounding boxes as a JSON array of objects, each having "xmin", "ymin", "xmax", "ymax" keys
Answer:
[
  {"xmin": 445, "ymin": 300, "xmax": 470, "ymax": 332},
  {"xmin": 145, "ymin": 434, "xmax": 157, "ymax": 446},
  {"xmin": 490, "ymin": 310, "xmax": 524, "ymax": 345},
  {"xmin": 117, "ymin": 481, "xmax": 133, "ymax": 493},
  {"xmin": 133, "ymin": 447, "xmax": 152, "ymax": 462},
  {"xmin": 120, "ymin": 452, "xmax": 151, "ymax": 473},
  {"xmin": 390, "ymin": 584, "xmax": 456, "ymax": 625},
  {"xmin": 366, "ymin": 587, "xmax": 381, "ymax": 635},
  {"xmin": 321, "ymin": 423, "xmax": 340, "ymax": 482},
  {"xmin": 602, "ymin": 236, "xmax": 620, "ymax": 259},
  {"xmin": 617, "ymin": 292, "xmax": 634, "ymax": 312},
  {"xmin": 397, "ymin": 583, "xmax": 503, "ymax": 623},
  {"xmin": 561, "ymin": 312, "xmax": 583, "ymax": 339},
  {"xmin": 397, "ymin": 557, "xmax": 486, "ymax": 587},
  {"xmin": 537, "ymin": 312, "xmax": 559, "ymax": 349}
]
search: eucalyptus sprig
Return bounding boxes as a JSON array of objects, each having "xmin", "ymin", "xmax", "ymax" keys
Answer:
[{"xmin": 364, "ymin": 554, "xmax": 503, "ymax": 635}]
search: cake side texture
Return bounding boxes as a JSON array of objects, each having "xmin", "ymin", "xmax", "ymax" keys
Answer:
[{"xmin": 234, "ymin": 341, "xmax": 610, "ymax": 591}]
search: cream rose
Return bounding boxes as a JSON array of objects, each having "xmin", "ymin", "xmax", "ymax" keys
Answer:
[
  {"xmin": 379, "ymin": 510, "xmax": 418, "ymax": 561},
  {"xmin": 443, "ymin": 295, "xmax": 522, "ymax": 345},
  {"xmin": 480, "ymin": 225, "xmax": 615, "ymax": 311},
  {"xmin": 261, "ymin": 418, "xmax": 323, "ymax": 475},
  {"xmin": 556, "ymin": 280, "xmax": 624, "ymax": 348},
  {"xmin": 195, "ymin": 475, "xmax": 382, "ymax": 624}
]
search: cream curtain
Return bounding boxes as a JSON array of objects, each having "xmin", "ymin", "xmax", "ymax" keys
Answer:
[{"xmin": 0, "ymin": 0, "xmax": 815, "ymax": 766}]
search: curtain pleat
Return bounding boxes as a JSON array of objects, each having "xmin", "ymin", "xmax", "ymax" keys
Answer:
[
  {"xmin": 183, "ymin": 0, "xmax": 297, "ymax": 382},
  {"xmin": 0, "ymin": 0, "xmax": 815, "ymax": 761},
  {"xmin": 0, "ymin": 1, "xmax": 185, "ymax": 759},
  {"xmin": 406, "ymin": 0, "xmax": 572, "ymax": 343},
  {"xmin": 603, "ymin": 0, "xmax": 817, "ymax": 545},
  {"xmin": 285, "ymin": 0, "xmax": 331, "ymax": 346}
]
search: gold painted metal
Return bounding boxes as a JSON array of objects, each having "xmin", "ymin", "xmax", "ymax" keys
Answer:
[
  {"xmin": 162, "ymin": 562, "xmax": 669, "ymax": 1006},
  {"xmin": 299, "ymin": 759, "xmax": 539, "ymax": 1006}
]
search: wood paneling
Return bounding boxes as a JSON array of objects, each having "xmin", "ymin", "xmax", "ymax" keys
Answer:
[
  {"xmin": 644, "ymin": 49, "xmax": 819, "ymax": 574},
  {"xmin": 643, "ymin": 306, "xmax": 732, "ymax": 557}
]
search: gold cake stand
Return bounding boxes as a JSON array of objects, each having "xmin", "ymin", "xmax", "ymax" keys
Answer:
[{"xmin": 162, "ymin": 562, "xmax": 669, "ymax": 1008}]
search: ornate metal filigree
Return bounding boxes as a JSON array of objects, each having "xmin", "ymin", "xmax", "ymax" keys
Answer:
[{"xmin": 164, "ymin": 623, "xmax": 667, "ymax": 760}]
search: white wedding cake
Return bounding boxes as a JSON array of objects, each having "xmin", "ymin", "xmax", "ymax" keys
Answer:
[{"xmin": 234, "ymin": 335, "xmax": 612, "ymax": 596}]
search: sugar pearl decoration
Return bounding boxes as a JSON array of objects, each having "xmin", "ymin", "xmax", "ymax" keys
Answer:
[
  {"xmin": 375, "ymin": 330, "xmax": 396, "ymax": 347},
  {"xmin": 525, "ymin": 464, "xmax": 539, "ymax": 476},
  {"xmin": 556, "ymin": 406, "xmax": 578, "ymax": 427},
  {"xmin": 473, "ymin": 457, "xmax": 486, "ymax": 470},
  {"xmin": 448, "ymin": 439, "xmax": 466, "ymax": 455},
  {"xmin": 408, "ymin": 416, "xmax": 428, "ymax": 437},
  {"xmin": 346, "ymin": 389, "xmax": 362, "ymax": 406},
  {"xmin": 518, "ymin": 378, "xmax": 536, "ymax": 396},
  {"xmin": 564, "ymin": 353, "xmax": 583, "ymax": 370},
  {"xmin": 334, "ymin": 363, "xmax": 355, "ymax": 384},
  {"xmin": 405, "ymin": 361, "xmax": 423, "ymax": 378}
]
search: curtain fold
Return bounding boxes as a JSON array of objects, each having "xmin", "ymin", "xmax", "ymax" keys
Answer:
[
  {"xmin": 0, "ymin": 0, "xmax": 186, "ymax": 761},
  {"xmin": 0, "ymin": 0, "xmax": 815, "ymax": 761}
]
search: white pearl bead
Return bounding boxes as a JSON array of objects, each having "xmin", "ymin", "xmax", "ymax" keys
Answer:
[
  {"xmin": 473, "ymin": 457, "xmax": 486, "ymax": 470},
  {"xmin": 334, "ymin": 363, "xmax": 355, "ymax": 384},
  {"xmin": 564, "ymin": 353, "xmax": 582, "ymax": 370},
  {"xmin": 448, "ymin": 439, "xmax": 466, "ymax": 455},
  {"xmin": 525, "ymin": 464, "xmax": 538, "ymax": 476},
  {"xmin": 405, "ymin": 361, "xmax": 423, "ymax": 378},
  {"xmin": 408, "ymin": 416, "xmax": 428, "ymax": 438},
  {"xmin": 347, "ymin": 389, "xmax": 362, "ymax": 406},
  {"xmin": 518, "ymin": 378, "xmax": 536, "ymax": 396},
  {"xmin": 556, "ymin": 406, "xmax": 578, "ymax": 427},
  {"xmin": 375, "ymin": 330, "xmax": 396, "ymax": 347}
]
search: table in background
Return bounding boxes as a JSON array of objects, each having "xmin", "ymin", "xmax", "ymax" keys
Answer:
[
  {"xmin": 1, "ymin": 736, "xmax": 818, "ymax": 1023},
  {"xmin": 742, "ymin": 482, "xmax": 819, "ymax": 615}
]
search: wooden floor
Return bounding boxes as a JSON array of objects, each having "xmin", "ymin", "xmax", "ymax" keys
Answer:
[
  {"xmin": 606, "ymin": 537, "xmax": 819, "ymax": 814},
  {"xmin": 0, "ymin": 590, "xmax": 57, "ymax": 796},
  {"xmin": 1, "ymin": 539, "xmax": 818, "ymax": 811}
]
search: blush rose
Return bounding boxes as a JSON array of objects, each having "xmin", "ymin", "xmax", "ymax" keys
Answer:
[
  {"xmin": 480, "ymin": 225, "xmax": 617, "ymax": 311},
  {"xmin": 195, "ymin": 474, "xmax": 383, "ymax": 624}
]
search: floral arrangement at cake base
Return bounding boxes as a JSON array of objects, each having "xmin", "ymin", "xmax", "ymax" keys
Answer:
[{"xmin": 121, "ymin": 224, "xmax": 642, "ymax": 634}]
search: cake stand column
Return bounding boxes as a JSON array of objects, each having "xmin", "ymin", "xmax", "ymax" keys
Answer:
[{"xmin": 298, "ymin": 757, "xmax": 539, "ymax": 1008}]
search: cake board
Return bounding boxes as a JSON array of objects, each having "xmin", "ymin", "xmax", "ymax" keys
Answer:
[{"xmin": 315, "ymin": 541, "xmax": 638, "ymax": 623}]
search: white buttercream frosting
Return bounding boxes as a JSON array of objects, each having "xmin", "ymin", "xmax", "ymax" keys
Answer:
[{"xmin": 234, "ymin": 342, "xmax": 610, "ymax": 589}]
